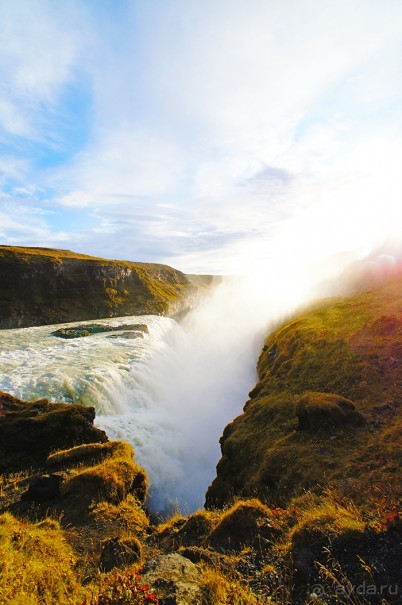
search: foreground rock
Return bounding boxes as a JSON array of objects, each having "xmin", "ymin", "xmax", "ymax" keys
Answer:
[
  {"xmin": 99, "ymin": 537, "xmax": 142, "ymax": 572},
  {"xmin": 141, "ymin": 554, "xmax": 203, "ymax": 605},
  {"xmin": 0, "ymin": 246, "xmax": 194, "ymax": 328},
  {"xmin": 0, "ymin": 392, "xmax": 107, "ymax": 472}
]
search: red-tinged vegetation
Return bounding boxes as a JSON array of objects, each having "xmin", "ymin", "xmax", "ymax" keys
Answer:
[{"xmin": 83, "ymin": 571, "xmax": 158, "ymax": 605}]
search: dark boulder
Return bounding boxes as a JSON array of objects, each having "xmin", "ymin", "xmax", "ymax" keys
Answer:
[
  {"xmin": 22, "ymin": 473, "xmax": 64, "ymax": 502},
  {"xmin": 51, "ymin": 323, "xmax": 149, "ymax": 339},
  {"xmin": 99, "ymin": 537, "xmax": 141, "ymax": 572}
]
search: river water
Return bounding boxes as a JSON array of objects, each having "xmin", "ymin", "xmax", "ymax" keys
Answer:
[{"xmin": 0, "ymin": 299, "xmax": 263, "ymax": 514}]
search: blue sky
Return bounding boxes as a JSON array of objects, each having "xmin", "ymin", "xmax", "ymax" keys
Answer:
[{"xmin": 1, "ymin": 0, "xmax": 402, "ymax": 273}]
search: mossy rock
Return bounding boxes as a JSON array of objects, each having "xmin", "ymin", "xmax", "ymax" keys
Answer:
[
  {"xmin": 46, "ymin": 441, "xmax": 132, "ymax": 471},
  {"xmin": 157, "ymin": 511, "xmax": 219, "ymax": 549},
  {"xmin": 0, "ymin": 392, "xmax": 108, "ymax": 472},
  {"xmin": 295, "ymin": 392, "xmax": 366, "ymax": 432},
  {"xmin": 99, "ymin": 536, "xmax": 142, "ymax": 572},
  {"xmin": 61, "ymin": 453, "xmax": 148, "ymax": 516},
  {"xmin": 90, "ymin": 494, "xmax": 150, "ymax": 537},
  {"xmin": 178, "ymin": 546, "xmax": 231, "ymax": 572},
  {"xmin": 289, "ymin": 504, "xmax": 365, "ymax": 552},
  {"xmin": 176, "ymin": 511, "xmax": 218, "ymax": 547},
  {"xmin": 51, "ymin": 323, "xmax": 149, "ymax": 339},
  {"xmin": 207, "ymin": 499, "xmax": 279, "ymax": 551}
]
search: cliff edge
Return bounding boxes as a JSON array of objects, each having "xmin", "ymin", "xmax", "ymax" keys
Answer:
[
  {"xmin": 0, "ymin": 246, "xmax": 195, "ymax": 328},
  {"xmin": 206, "ymin": 276, "xmax": 402, "ymax": 508}
]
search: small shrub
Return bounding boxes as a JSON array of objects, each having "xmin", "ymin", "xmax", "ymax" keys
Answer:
[{"xmin": 86, "ymin": 570, "xmax": 158, "ymax": 605}]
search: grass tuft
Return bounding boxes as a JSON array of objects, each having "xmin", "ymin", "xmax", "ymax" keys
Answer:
[{"xmin": 0, "ymin": 512, "xmax": 85, "ymax": 605}]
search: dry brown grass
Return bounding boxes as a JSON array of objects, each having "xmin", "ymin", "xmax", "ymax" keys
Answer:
[
  {"xmin": 62, "ymin": 458, "xmax": 147, "ymax": 509},
  {"xmin": 285, "ymin": 491, "xmax": 366, "ymax": 552},
  {"xmin": 0, "ymin": 512, "xmax": 86, "ymax": 605},
  {"xmin": 208, "ymin": 499, "xmax": 279, "ymax": 551},
  {"xmin": 200, "ymin": 565, "xmax": 262, "ymax": 605},
  {"xmin": 90, "ymin": 494, "xmax": 150, "ymax": 534},
  {"xmin": 47, "ymin": 440, "xmax": 132, "ymax": 470}
]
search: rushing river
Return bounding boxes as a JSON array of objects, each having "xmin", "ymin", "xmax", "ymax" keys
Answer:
[
  {"xmin": 0, "ymin": 315, "xmax": 193, "ymax": 512},
  {"xmin": 0, "ymin": 315, "xmax": 179, "ymax": 412},
  {"xmin": 0, "ymin": 267, "xmax": 340, "ymax": 514},
  {"xmin": 0, "ymin": 300, "xmax": 263, "ymax": 514}
]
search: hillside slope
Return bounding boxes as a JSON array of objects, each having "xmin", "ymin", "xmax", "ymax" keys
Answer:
[
  {"xmin": 206, "ymin": 277, "xmax": 401, "ymax": 508},
  {"xmin": 0, "ymin": 246, "xmax": 194, "ymax": 328}
]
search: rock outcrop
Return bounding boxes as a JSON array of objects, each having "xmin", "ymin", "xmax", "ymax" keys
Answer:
[
  {"xmin": 0, "ymin": 246, "xmax": 195, "ymax": 328},
  {"xmin": 0, "ymin": 391, "xmax": 108, "ymax": 472},
  {"xmin": 141, "ymin": 553, "xmax": 203, "ymax": 605}
]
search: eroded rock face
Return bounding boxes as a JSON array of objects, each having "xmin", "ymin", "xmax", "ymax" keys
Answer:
[{"xmin": 0, "ymin": 246, "xmax": 194, "ymax": 328}]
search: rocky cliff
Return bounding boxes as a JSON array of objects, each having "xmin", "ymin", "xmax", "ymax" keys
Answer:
[
  {"xmin": 0, "ymin": 246, "xmax": 195, "ymax": 328},
  {"xmin": 206, "ymin": 276, "xmax": 402, "ymax": 508}
]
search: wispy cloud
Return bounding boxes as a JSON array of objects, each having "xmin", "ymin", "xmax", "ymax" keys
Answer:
[{"xmin": 0, "ymin": 0, "xmax": 401, "ymax": 272}]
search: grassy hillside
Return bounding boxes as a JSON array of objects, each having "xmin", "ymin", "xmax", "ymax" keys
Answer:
[
  {"xmin": 206, "ymin": 277, "xmax": 401, "ymax": 508},
  {"xmin": 0, "ymin": 246, "xmax": 194, "ymax": 328},
  {"xmin": 0, "ymin": 275, "xmax": 400, "ymax": 604}
]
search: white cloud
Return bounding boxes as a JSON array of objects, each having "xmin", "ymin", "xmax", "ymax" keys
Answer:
[
  {"xmin": 0, "ymin": 0, "xmax": 92, "ymax": 139},
  {"xmin": 0, "ymin": 0, "xmax": 401, "ymax": 272},
  {"xmin": 0, "ymin": 197, "xmax": 70, "ymax": 245},
  {"xmin": 57, "ymin": 128, "xmax": 187, "ymax": 205}
]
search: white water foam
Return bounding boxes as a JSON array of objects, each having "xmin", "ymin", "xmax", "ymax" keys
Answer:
[{"xmin": 0, "ymin": 308, "xmax": 262, "ymax": 514}]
